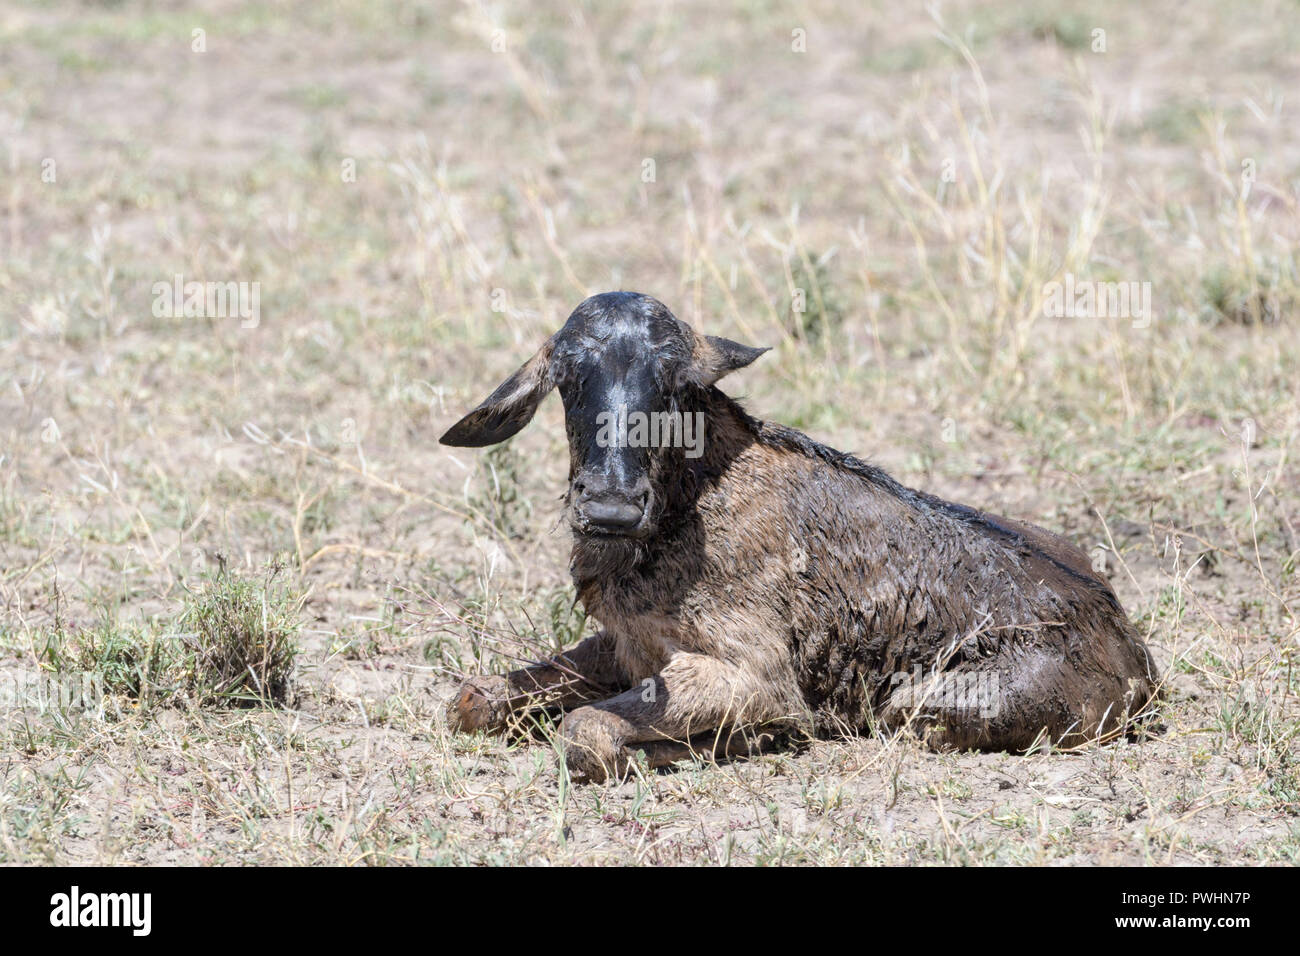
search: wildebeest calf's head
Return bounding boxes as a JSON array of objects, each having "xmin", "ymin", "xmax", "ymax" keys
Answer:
[{"xmin": 441, "ymin": 292, "xmax": 766, "ymax": 541}]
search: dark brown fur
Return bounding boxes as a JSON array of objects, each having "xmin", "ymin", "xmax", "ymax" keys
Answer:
[{"xmin": 444, "ymin": 294, "xmax": 1158, "ymax": 781}]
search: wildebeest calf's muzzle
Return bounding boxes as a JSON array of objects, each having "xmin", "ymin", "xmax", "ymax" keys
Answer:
[
  {"xmin": 573, "ymin": 470, "xmax": 650, "ymax": 533},
  {"xmin": 564, "ymin": 363, "xmax": 657, "ymax": 535}
]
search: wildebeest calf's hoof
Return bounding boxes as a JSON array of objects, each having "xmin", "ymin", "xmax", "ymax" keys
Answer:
[
  {"xmin": 559, "ymin": 709, "xmax": 630, "ymax": 783},
  {"xmin": 447, "ymin": 675, "xmax": 511, "ymax": 734}
]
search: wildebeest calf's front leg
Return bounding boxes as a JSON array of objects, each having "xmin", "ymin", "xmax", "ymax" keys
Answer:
[
  {"xmin": 559, "ymin": 652, "xmax": 794, "ymax": 781},
  {"xmin": 448, "ymin": 631, "xmax": 629, "ymax": 734}
]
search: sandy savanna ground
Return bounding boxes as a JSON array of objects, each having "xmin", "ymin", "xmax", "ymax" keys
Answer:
[{"xmin": 0, "ymin": 0, "xmax": 1298, "ymax": 864}]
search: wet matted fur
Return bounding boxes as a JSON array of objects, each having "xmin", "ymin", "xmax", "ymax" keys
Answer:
[{"xmin": 442, "ymin": 292, "xmax": 1158, "ymax": 781}]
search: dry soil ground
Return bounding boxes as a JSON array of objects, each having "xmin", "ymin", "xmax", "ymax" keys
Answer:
[{"xmin": 0, "ymin": 0, "xmax": 1297, "ymax": 864}]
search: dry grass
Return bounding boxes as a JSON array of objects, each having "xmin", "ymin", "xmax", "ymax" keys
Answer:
[{"xmin": 0, "ymin": 0, "xmax": 1297, "ymax": 864}]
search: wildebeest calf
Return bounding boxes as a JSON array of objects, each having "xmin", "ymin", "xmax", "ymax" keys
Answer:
[{"xmin": 442, "ymin": 292, "xmax": 1157, "ymax": 781}]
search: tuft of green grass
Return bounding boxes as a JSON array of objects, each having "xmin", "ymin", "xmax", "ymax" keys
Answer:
[
  {"xmin": 1133, "ymin": 98, "xmax": 1209, "ymax": 145},
  {"xmin": 1030, "ymin": 13, "xmax": 1096, "ymax": 50},
  {"xmin": 27, "ymin": 564, "xmax": 306, "ymax": 714},
  {"xmin": 1200, "ymin": 259, "xmax": 1294, "ymax": 326},
  {"xmin": 467, "ymin": 443, "xmax": 534, "ymax": 539},
  {"xmin": 39, "ymin": 618, "xmax": 174, "ymax": 710},
  {"xmin": 527, "ymin": 586, "xmax": 589, "ymax": 656},
  {"xmin": 784, "ymin": 251, "xmax": 846, "ymax": 346},
  {"xmin": 178, "ymin": 562, "xmax": 304, "ymax": 707}
]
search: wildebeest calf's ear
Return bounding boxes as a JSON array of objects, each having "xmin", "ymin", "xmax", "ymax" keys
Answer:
[
  {"xmin": 687, "ymin": 335, "xmax": 770, "ymax": 387},
  {"xmin": 440, "ymin": 342, "xmax": 554, "ymax": 447}
]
